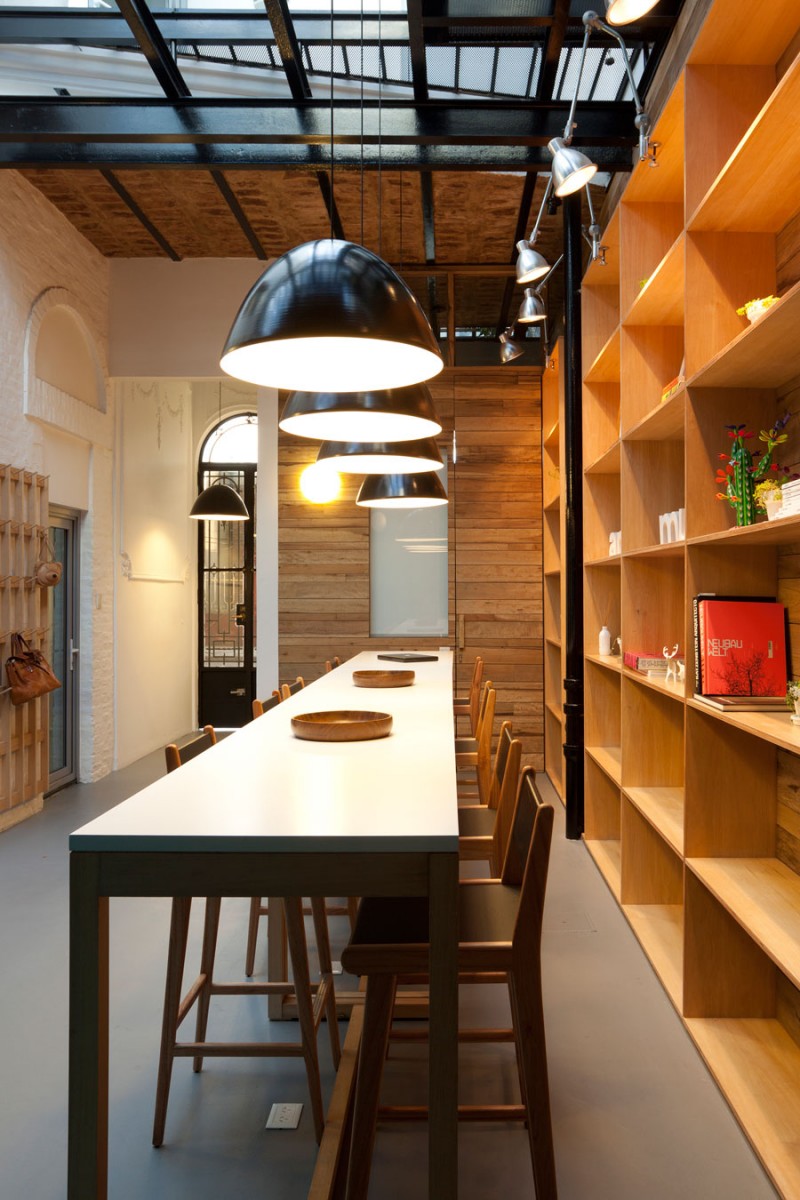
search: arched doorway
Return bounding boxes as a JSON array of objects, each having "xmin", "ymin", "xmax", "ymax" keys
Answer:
[{"xmin": 197, "ymin": 412, "xmax": 257, "ymax": 727}]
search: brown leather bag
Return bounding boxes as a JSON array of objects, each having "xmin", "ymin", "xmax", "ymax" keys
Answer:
[
  {"xmin": 34, "ymin": 532, "xmax": 62, "ymax": 588},
  {"xmin": 5, "ymin": 633, "xmax": 61, "ymax": 706}
]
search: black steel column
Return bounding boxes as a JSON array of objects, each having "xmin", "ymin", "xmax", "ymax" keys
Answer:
[{"xmin": 562, "ymin": 192, "xmax": 585, "ymax": 839}]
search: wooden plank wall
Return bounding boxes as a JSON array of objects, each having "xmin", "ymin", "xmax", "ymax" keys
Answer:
[{"xmin": 277, "ymin": 367, "xmax": 544, "ymax": 768}]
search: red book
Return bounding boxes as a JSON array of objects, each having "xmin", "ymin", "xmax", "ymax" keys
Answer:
[{"xmin": 698, "ymin": 599, "xmax": 787, "ymax": 696}]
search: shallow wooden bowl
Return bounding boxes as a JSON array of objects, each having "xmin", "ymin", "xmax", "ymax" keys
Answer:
[
  {"xmin": 291, "ymin": 710, "xmax": 393, "ymax": 742},
  {"xmin": 352, "ymin": 669, "xmax": 415, "ymax": 689}
]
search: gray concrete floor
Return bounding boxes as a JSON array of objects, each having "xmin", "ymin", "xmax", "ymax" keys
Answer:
[{"xmin": 0, "ymin": 753, "xmax": 778, "ymax": 1200}]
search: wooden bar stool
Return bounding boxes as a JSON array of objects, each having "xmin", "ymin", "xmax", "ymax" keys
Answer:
[
  {"xmin": 324, "ymin": 656, "xmax": 342, "ymax": 673},
  {"xmin": 340, "ymin": 767, "xmax": 557, "ymax": 1200},
  {"xmin": 453, "ymin": 655, "xmax": 483, "ymax": 735},
  {"xmin": 455, "ymin": 682, "xmax": 496, "ymax": 805},
  {"xmin": 458, "ymin": 723, "xmax": 522, "ymax": 876},
  {"xmin": 281, "ymin": 675, "xmax": 305, "ymax": 700},
  {"xmin": 154, "ymin": 728, "xmax": 341, "ymax": 1148},
  {"xmin": 252, "ymin": 691, "xmax": 281, "ymax": 720}
]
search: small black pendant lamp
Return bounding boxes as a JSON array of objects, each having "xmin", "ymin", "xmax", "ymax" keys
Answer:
[
  {"xmin": 356, "ymin": 472, "xmax": 448, "ymax": 508},
  {"xmin": 316, "ymin": 437, "xmax": 444, "ymax": 475},
  {"xmin": 189, "ymin": 386, "xmax": 250, "ymax": 521},
  {"xmin": 279, "ymin": 383, "xmax": 442, "ymax": 443}
]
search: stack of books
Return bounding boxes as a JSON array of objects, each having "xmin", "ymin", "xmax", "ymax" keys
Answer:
[
  {"xmin": 778, "ymin": 478, "xmax": 800, "ymax": 518},
  {"xmin": 692, "ymin": 593, "xmax": 788, "ymax": 710},
  {"xmin": 623, "ymin": 650, "xmax": 683, "ymax": 676}
]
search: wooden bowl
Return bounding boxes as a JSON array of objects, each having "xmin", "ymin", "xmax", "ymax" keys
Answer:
[
  {"xmin": 352, "ymin": 669, "xmax": 415, "ymax": 689},
  {"xmin": 291, "ymin": 710, "xmax": 393, "ymax": 742}
]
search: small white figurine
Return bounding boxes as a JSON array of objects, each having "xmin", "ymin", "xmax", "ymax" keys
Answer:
[{"xmin": 663, "ymin": 643, "xmax": 679, "ymax": 684}]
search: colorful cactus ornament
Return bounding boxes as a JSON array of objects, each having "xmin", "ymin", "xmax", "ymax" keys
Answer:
[{"xmin": 716, "ymin": 415, "xmax": 794, "ymax": 527}]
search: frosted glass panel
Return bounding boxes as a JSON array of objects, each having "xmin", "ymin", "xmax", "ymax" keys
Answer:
[{"xmin": 370, "ymin": 466, "xmax": 448, "ymax": 637}]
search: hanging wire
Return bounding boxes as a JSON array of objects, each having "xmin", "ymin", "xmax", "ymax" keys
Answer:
[
  {"xmin": 329, "ymin": 0, "xmax": 334, "ymax": 240},
  {"xmin": 360, "ymin": 0, "xmax": 365, "ymax": 246},
  {"xmin": 399, "ymin": 167, "xmax": 403, "ymax": 271},
  {"xmin": 377, "ymin": 0, "xmax": 383, "ymax": 257}
]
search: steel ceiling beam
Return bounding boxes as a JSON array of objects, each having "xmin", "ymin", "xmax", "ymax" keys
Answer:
[
  {"xmin": 261, "ymin": 0, "xmax": 311, "ymax": 101},
  {"xmin": 114, "ymin": 0, "xmax": 190, "ymax": 101},
  {"xmin": 537, "ymin": 0, "xmax": 570, "ymax": 102}
]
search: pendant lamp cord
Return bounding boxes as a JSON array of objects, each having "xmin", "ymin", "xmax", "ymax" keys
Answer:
[
  {"xmin": 360, "ymin": 0, "xmax": 364, "ymax": 246},
  {"xmin": 330, "ymin": 0, "xmax": 334, "ymax": 241},
  {"xmin": 378, "ymin": 0, "xmax": 382, "ymax": 258}
]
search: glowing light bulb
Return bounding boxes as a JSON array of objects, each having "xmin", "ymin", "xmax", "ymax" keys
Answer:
[{"xmin": 299, "ymin": 462, "xmax": 341, "ymax": 504}]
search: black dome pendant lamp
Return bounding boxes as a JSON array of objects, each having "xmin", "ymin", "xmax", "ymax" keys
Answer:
[
  {"xmin": 220, "ymin": 239, "xmax": 444, "ymax": 393},
  {"xmin": 356, "ymin": 472, "xmax": 448, "ymax": 508},
  {"xmin": 279, "ymin": 382, "xmax": 442, "ymax": 444}
]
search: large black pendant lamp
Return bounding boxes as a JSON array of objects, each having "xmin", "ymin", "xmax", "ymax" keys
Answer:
[
  {"xmin": 316, "ymin": 437, "xmax": 444, "ymax": 475},
  {"xmin": 279, "ymin": 383, "xmax": 442, "ymax": 443},
  {"xmin": 189, "ymin": 480, "xmax": 249, "ymax": 522},
  {"xmin": 356, "ymin": 472, "xmax": 448, "ymax": 508},
  {"xmin": 220, "ymin": 239, "xmax": 444, "ymax": 393}
]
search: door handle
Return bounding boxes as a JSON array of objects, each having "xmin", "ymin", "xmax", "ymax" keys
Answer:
[
  {"xmin": 230, "ymin": 687, "xmax": 246, "ymax": 697},
  {"xmin": 69, "ymin": 638, "xmax": 80, "ymax": 672}
]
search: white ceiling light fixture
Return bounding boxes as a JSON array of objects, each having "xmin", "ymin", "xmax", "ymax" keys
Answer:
[{"xmin": 548, "ymin": 9, "xmax": 657, "ymax": 197}]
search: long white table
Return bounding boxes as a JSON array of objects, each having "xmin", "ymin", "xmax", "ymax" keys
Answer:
[{"xmin": 68, "ymin": 651, "xmax": 460, "ymax": 1199}]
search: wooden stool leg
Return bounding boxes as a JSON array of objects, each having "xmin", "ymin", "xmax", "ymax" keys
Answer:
[
  {"xmin": 153, "ymin": 896, "xmax": 192, "ymax": 1148},
  {"xmin": 345, "ymin": 974, "xmax": 397, "ymax": 1200},
  {"xmin": 284, "ymin": 895, "xmax": 326, "ymax": 1145},
  {"xmin": 346, "ymin": 896, "xmax": 359, "ymax": 931},
  {"xmin": 245, "ymin": 896, "xmax": 262, "ymax": 977},
  {"xmin": 192, "ymin": 897, "xmax": 222, "ymax": 1074},
  {"xmin": 310, "ymin": 895, "xmax": 342, "ymax": 1068},
  {"xmin": 508, "ymin": 966, "xmax": 558, "ymax": 1200},
  {"xmin": 267, "ymin": 896, "xmax": 288, "ymax": 1019}
]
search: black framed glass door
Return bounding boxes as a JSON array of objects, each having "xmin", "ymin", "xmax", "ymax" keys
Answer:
[{"xmin": 48, "ymin": 509, "xmax": 79, "ymax": 792}]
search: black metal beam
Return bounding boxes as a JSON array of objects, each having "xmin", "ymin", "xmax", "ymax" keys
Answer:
[
  {"xmin": 114, "ymin": 0, "xmax": 190, "ymax": 101},
  {"xmin": 100, "ymin": 168, "xmax": 180, "ymax": 260},
  {"xmin": 405, "ymin": 0, "xmax": 429, "ymax": 103},
  {"xmin": 537, "ymin": 0, "xmax": 570, "ymax": 102},
  {"xmin": 262, "ymin": 0, "xmax": 311, "ymax": 102},
  {"xmin": 210, "ymin": 170, "xmax": 268, "ymax": 259},
  {"xmin": 561, "ymin": 192, "xmax": 584, "ymax": 841},
  {"xmin": 494, "ymin": 172, "xmax": 538, "ymax": 338},
  {"xmin": 0, "ymin": 97, "xmax": 637, "ymax": 147},
  {"xmin": 315, "ymin": 169, "xmax": 346, "ymax": 241}
]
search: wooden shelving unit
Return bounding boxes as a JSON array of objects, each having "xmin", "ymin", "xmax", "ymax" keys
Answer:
[
  {"xmin": 576, "ymin": 4, "xmax": 800, "ymax": 1193},
  {"xmin": 542, "ymin": 343, "xmax": 564, "ymax": 800}
]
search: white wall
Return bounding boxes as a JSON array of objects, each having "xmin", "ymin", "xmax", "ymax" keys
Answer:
[{"xmin": 0, "ymin": 171, "xmax": 114, "ymax": 782}]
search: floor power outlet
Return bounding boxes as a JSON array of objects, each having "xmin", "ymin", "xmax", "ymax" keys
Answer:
[{"xmin": 266, "ymin": 1103, "xmax": 303, "ymax": 1130}]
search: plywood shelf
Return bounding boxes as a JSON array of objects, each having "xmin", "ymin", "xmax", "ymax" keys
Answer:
[
  {"xmin": 585, "ymin": 652, "xmax": 621, "ymax": 674},
  {"xmin": 543, "ymin": 494, "xmax": 560, "ymax": 512},
  {"xmin": 687, "ymin": 53, "xmax": 800, "ymax": 234},
  {"xmin": 584, "ymin": 554, "xmax": 621, "ymax": 569},
  {"xmin": 584, "ymin": 838, "xmax": 622, "ymax": 899},
  {"xmin": 686, "ymin": 1017, "xmax": 800, "ymax": 1200},
  {"xmin": 623, "ymin": 903, "xmax": 684, "ymax": 1004},
  {"xmin": 545, "ymin": 700, "xmax": 562, "ymax": 722},
  {"xmin": 624, "ymin": 786, "xmax": 685, "ymax": 856},
  {"xmin": 622, "ymin": 541, "xmax": 685, "ymax": 559},
  {"xmin": 623, "ymin": 385, "xmax": 686, "ymax": 443},
  {"xmin": 688, "ymin": 858, "xmax": 800, "ymax": 988},
  {"xmin": 585, "ymin": 439, "xmax": 621, "ymax": 476},
  {"xmin": 543, "ymin": 421, "xmax": 559, "ymax": 447},
  {"xmin": 622, "ymin": 234, "xmax": 686, "ymax": 327},
  {"xmin": 686, "ymin": 701, "xmax": 800, "ymax": 755},
  {"xmin": 586, "ymin": 744, "xmax": 622, "ymax": 785},
  {"xmin": 687, "ymin": 278, "xmax": 800, "ymax": 391},
  {"xmin": 688, "ymin": 512, "xmax": 800, "ymax": 548},
  {"xmin": 585, "ymin": 327, "xmax": 621, "ymax": 384},
  {"xmin": 622, "ymin": 668, "xmax": 686, "ymax": 703},
  {"xmin": 545, "ymin": 636, "xmax": 561, "ymax": 649}
]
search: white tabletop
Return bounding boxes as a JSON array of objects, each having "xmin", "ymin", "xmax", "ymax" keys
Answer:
[{"xmin": 70, "ymin": 651, "xmax": 458, "ymax": 853}]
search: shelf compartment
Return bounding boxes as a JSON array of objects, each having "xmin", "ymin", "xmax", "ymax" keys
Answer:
[
  {"xmin": 543, "ymin": 439, "xmax": 560, "ymax": 509},
  {"xmin": 622, "ymin": 666, "xmax": 686, "ymax": 703},
  {"xmin": 687, "ymin": 699, "xmax": 800, "ymax": 757},
  {"xmin": 620, "ymin": 202, "xmax": 684, "ymax": 318},
  {"xmin": 684, "ymin": 231, "xmax": 779, "ymax": 383},
  {"xmin": 686, "ymin": 1015, "xmax": 800, "ymax": 1200},
  {"xmin": 623, "ymin": 75, "xmax": 684, "ymax": 206},
  {"xmin": 584, "ymin": 470, "xmax": 621, "ymax": 561},
  {"xmin": 621, "ymin": 794, "xmax": 683, "ymax": 906},
  {"xmin": 623, "ymin": 903, "xmax": 684, "ymax": 1006},
  {"xmin": 583, "ymin": 284, "xmax": 620, "ymax": 369},
  {"xmin": 624, "ymin": 785, "xmax": 685, "ymax": 856},
  {"xmin": 584, "ymin": 207, "xmax": 620, "ymax": 287},
  {"xmin": 584, "ymin": 837, "xmax": 622, "ymax": 900},
  {"xmin": 689, "ymin": 514, "xmax": 800, "ymax": 547},
  {"xmin": 621, "ymin": 439, "xmax": 684, "ymax": 554},
  {"xmin": 584, "ymin": 436, "xmax": 621, "ymax": 477},
  {"xmin": 622, "ymin": 232, "xmax": 685, "ymax": 327},
  {"xmin": 584, "ymin": 569, "xmax": 620, "ymax": 674},
  {"xmin": 621, "ymin": 674, "xmax": 684, "ymax": 790},
  {"xmin": 685, "ymin": 704, "xmax": 777, "ymax": 859},
  {"xmin": 689, "ymin": 857, "xmax": 800, "ymax": 990},
  {"xmin": 586, "ymin": 745, "xmax": 622, "ymax": 786},
  {"xmin": 583, "ymin": 382, "xmax": 620, "ymax": 468},
  {"xmin": 685, "ymin": 387, "xmax": 779, "ymax": 541},
  {"xmin": 585, "ymin": 657, "xmax": 621, "ymax": 750},
  {"xmin": 623, "ymin": 384, "xmax": 685, "ymax": 443},
  {"xmin": 620, "ymin": 325, "xmax": 684, "ymax": 432},
  {"xmin": 544, "ymin": 705, "xmax": 563, "ymax": 800},
  {"xmin": 585, "ymin": 327, "xmax": 621, "ymax": 384},
  {"xmin": 688, "ymin": 53, "xmax": 800, "ymax": 234},
  {"xmin": 621, "ymin": 553, "xmax": 685, "ymax": 671},
  {"xmin": 544, "ymin": 572, "xmax": 561, "ymax": 643},
  {"xmin": 543, "ymin": 506, "xmax": 560, "ymax": 575},
  {"xmin": 545, "ymin": 638, "xmax": 562, "ymax": 714},
  {"xmin": 585, "ymin": 751, "xmax": 621, "ymax": 842}
]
